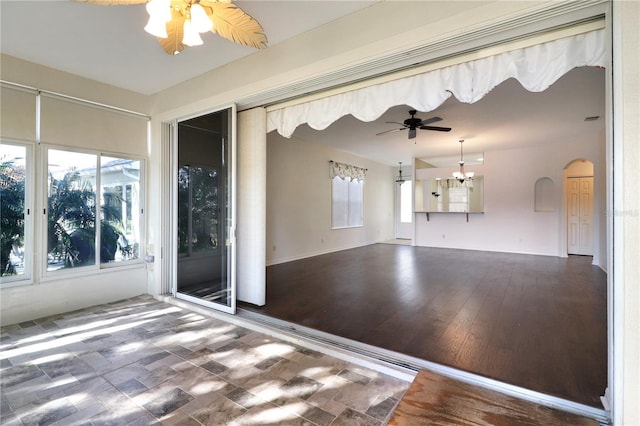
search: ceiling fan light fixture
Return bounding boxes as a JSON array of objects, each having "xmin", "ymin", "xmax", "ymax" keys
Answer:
[
  {"xmin": 144, "ymin": 0, "xmax": 171, "ymax": 38},
  {"xmin": 190, "ymin": 4, "xmax": 213, "ymax": 33},
  {"xmin": 183, "ymin": 19, "xmax": 204, "ymax": 46},
  {"xmin": 144, "ymin": 14, "xmax": 169, "ymax": 38}
]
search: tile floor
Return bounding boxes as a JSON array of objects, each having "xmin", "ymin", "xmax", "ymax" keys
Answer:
[{"xmin": 1, "ymin": 296, "xmax": 410, "ymax": 425}]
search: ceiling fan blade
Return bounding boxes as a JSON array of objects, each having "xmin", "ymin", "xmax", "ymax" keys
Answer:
[
  {"xmin": 376, "ymin": 128, "xmax": 406, "ymax": 136},
  {"xmin": 420, "ymin": 125, "xmax": 452, "ymax": 132},
  {"xmin": 157, "ymin": 8, "xmax": 185, "ymax": 55},
  {"xmin": 419, "ymin": 117, "xmax": 443, "ymax": 126},
  {"xmin": 206, "ymin": 2, "xmax": 268, "ymax": 49}
]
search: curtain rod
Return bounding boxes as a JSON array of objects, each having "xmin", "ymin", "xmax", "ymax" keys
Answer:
[{"xmin": 1, "ymin": 80, "xmax": 150, "ymax": 120}]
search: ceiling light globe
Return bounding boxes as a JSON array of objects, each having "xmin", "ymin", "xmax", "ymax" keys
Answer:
[
  {"xmin": 146, "ymin": 0, "xmax": 171, "ymax": 22},
  {"xmin": 190, "ymin": 4, "xmax": 213, "ymax": 33},
  {"xmin": 183, "ymin": 20, "xmax": 204, "ymax": 46},
  {"xmin": 144, "ymin": 15, "xmax": 168, "ymax": 38}
]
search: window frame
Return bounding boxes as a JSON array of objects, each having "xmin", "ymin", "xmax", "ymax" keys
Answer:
[
  {"xmin": 0, "ymin": 140, "xmax": 34, "ymax": 287},
  {"xmin": 99, "ymin": 154, "xmax": 145, "ymax": 269},
  {"xmin": 331, "ymin": 175, "xmax": 364, "ymax": 229},
  {"xmin": 41, "ymin": 144, "xmax": 146, "ymax": 278}
]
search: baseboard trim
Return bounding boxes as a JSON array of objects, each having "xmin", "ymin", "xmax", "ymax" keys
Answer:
[{"xmin": 266, "ymin": 240, "xmax": 380, "ymax": 267}]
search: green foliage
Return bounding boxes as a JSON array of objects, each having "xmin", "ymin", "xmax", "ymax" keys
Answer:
[
  {"xmin": 0, "ymin": 159, "xmax": 25, "ymax": 276},
  {"xmin": 47, "ymin": 171, "xmax": 133, "ymax": 268}
]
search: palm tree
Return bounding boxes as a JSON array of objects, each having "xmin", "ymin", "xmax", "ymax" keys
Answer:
[
  {"xmin": 0, "ymin": 159, "xmax": 25, "ymax": 275},
  {"xmin": 47, "ymin": 170, "xmax": 131, "ymax": 268}
]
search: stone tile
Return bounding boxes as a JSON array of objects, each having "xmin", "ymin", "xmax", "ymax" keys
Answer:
[
  {"xmin": 295, "ymin": 403, "xmax": 336, "ymax": 426},
  {"xmin": 295, "ymin": 346, "xmax": 323, "ymax": 358},
  {"xmin": 88, "ymin": 400, "xmax": 149, "ymax": 426},
  {"xmin": 18, "ymin": 397, "xmax": 78, "ymax": 426},
  {"xmin": 334, "ymin": 382, "xmax": 379, "ymax": 412},
  {"xmin": 159, "ymin": 409, "xmax": 201, "ymax": 426},
  {"xmin": 38, "ymin": 356, "xmax": 97, "ymax": 382},
  {"xmin": 338, "ymin": 368, "xmax": 373, "ymax": 385},
  {"xmin": 1, "ymin": 364, "xmax": 45, "ymax": 387},
  {"xmin": 183, "ymin": 347, "xmax": 216, "ymax": 365},
  {"xmin": 200, "ymin": 359, "xmax": 228, "ymax": 375},
  {"xmin": 368, "ymin": 375, "xmax": 410, "ymax": 400},
  {"xmin": 307, "ymin": 386, "xmax": 348, "ymax": 416},
  {"xmin": 103, "ymin": 362, "xmax": 149, "ymax": 384},
  {"xmin": 52, "ymin": 400, "xmax": 106, "ymax": 425},
  {"xmin": 280, "ymin": 375, "xmax": 324, "ymax": 401},
  {"xmin": 229, "ymin": 403, "xmax": 305, "ymax": 426},
  {"xmin": 189, "ymin": 396, "xmax": 247, "ymax": 424},
  {"xmin": 137, "ymin": 364, "xmax": 178, "ymax": 388},
  {"xmin": 143, "ymin": 387, "xmax": 194, "ymax": 418},
  {"xmin": 165, "ymin": 364, "xmax": 231, "ymax": 397},
  {"xmin": 116, "ymin": 378, "xmax": 148, "ymax": 397},
  {"xmin": 0, "ymin": 297, "xmax": 410, "ymax": 426},
  {"xmin": 331, "ymin": 407, "xmax": 381, "ymax": 426},
  {"xmin": 35, "ymin": 373, "xmax": 81, "ymax": 399},
  {"xmin": 255, "ymin": 358, "xmax": 298, "ymax": 382},
  {"xmin": 225, "ymin": 387, "xmax": 266, "ymax": 410},
  {"xmin": 224, "ymin": 326, "xmax": 254, "ymax": 339},
  {"xmin": 240, "ymin": 374, "xmax": 288, "ymax": 404},
  {"xmin": 0, "ymin": 412, "xmax": 20, "ymax": 426},
  {"xmin": 365, "ymin": 396, "xmax": 399, "ymax": 420},
  {"xmin": 255, "ymin": 356, "xmax": 285, "ymax": 371}
]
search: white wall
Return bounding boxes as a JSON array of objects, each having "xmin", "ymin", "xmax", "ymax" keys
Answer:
[
  {"xmin": 266, "ymin": 132, "xmax": 394, "ymax": 265},
  {"xmin": 0, "ymin": 56, "xmax": 151, "ymax": 326},
  {"xmin": 414, "ymin": 134, "xmax": 605, "ymax": 259}
]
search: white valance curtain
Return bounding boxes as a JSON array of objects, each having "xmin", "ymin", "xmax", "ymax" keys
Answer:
[
  {"xmin": 267, "ymin": 29, "xmax": 605, "ymax": 138},
  {"xmin": 330, "ymin": 161, "xmax": 367, "ymax": 182}
]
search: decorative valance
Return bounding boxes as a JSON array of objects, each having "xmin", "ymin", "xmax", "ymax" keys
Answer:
[
  {"xmin": 330, "ymin": 161, "xmax": 367, "ymax": 182},
  {"xmin": 267, "ymin": 29, "xmax": 605, "ymax": 138}
]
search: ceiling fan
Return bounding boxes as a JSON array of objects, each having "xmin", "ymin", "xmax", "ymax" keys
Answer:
[
  {"xmin": 376, "ymin": 110, "xmax": 451, "ymax": 139},
  {"xmin": 76, "ymin": 0, "xmax": 267, "ymax": 55}
]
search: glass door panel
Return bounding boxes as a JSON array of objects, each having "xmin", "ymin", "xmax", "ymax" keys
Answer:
[{"xmin": 175, "ymin": 107, "xmax": 235, "ymax": 313}]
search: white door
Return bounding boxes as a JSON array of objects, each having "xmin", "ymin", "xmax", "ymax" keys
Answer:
[
  {"xmin": 567, "ymin": 177, "xmax": 593, "ymax": 255},
  {"xmin": 395, "ymin": 180, "xmax": 412, "ymax": 240}
]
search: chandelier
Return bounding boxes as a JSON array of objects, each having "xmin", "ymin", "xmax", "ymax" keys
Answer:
[
  {"xmin": 78, "ymin": 0, "xmax": 267, "ymax": 55},
  {"xmin": 396, "ymin": 162, "xmax": 406, "ymax": 185},
  {"xmin": 452, "ymin": 139, "xmax": 474, "ymax": 183}
]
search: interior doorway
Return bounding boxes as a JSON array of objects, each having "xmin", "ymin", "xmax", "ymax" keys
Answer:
[
  {"xmin": 566, "ymin": 160, "xmax": 594, "ymax": 256},
  {"xmin": 174, "ymin": 107, "xmax": 236, "ymax": 314},
  {"xmin": 395, "ymin": 179, "xmax": 413, "ymax": 240}
]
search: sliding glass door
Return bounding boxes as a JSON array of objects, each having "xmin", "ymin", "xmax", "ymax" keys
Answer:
[{"xmin": 175, "ymin": 107, "xmax": 235, "ymax": 314}]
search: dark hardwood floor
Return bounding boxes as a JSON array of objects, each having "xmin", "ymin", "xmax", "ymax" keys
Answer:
[{"xmin": 239, "ymin": 244, "xmax": 607, "ymax": 408}]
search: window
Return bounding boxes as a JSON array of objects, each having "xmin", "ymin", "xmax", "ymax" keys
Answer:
[
  {"xmin": 1, "ymin": 142, "xmax": 32, "ymax": 283},
  {"xmin": 46, "ymin": 147, "xmax": 144, "ymax": 274},
  {"xmin": 400, "ymin": 180, "xmax": 413, "ymax": 223},
  {"xmin": 332, "ymin": 176, "xmax": 363, "ymax": 228},
  {"xmin": 47, "ymin": 149, "xmax": 98, "ymax": 271},
  {"xmin": 100, "ymin": 156, "xmax": 142, "ymax": 263},
  {"xmin": 448, "ymin": 186, "xmax": 469, "ymax": 212},
  {"xmin": 177, "ymin": 165, "xmax": 220, "ymax": 256}
]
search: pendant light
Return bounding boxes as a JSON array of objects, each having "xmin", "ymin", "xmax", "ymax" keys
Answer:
[
  {"xmin": 396, "ymin": 162, "xmax": 406, "ymax": 185},
  {"xmin": 452, "ymin": 139, "xmax": 474, "ymax": 183}
]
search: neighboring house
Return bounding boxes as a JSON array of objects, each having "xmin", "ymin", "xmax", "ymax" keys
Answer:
[{"xmin": 0, "ymin": 1, "xmax": 638, "ymax": 424}]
